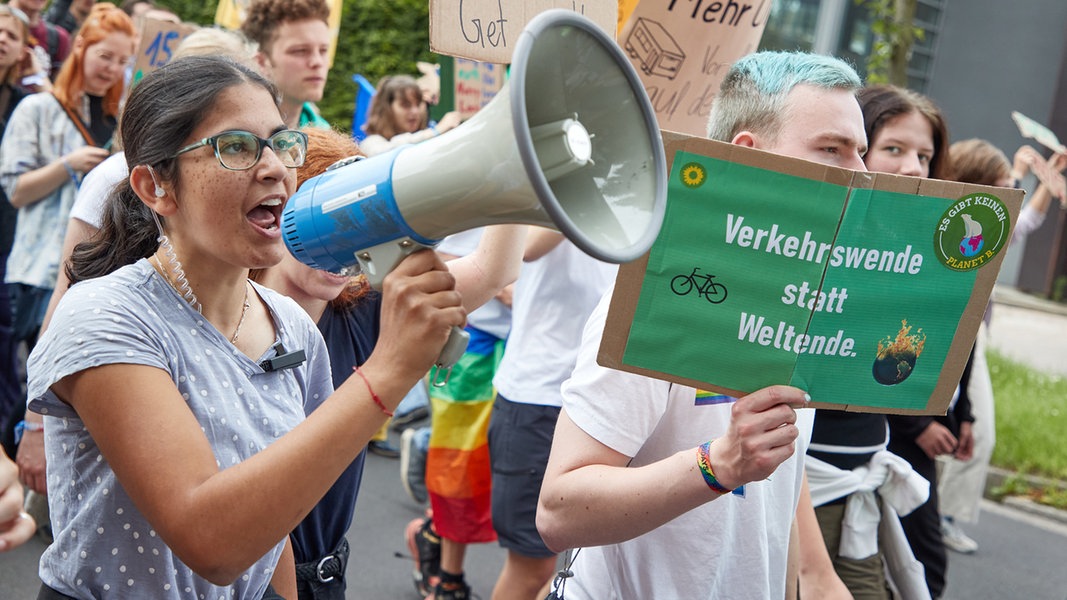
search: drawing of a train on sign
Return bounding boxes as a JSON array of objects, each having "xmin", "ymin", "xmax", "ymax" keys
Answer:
[{"xmin": 625, "ymin": 18, "xmax": 686, "ymax": 80}]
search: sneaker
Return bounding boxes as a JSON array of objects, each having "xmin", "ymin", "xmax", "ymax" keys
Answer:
[
  {"xmin": 941, "ymin": 517, "xmax": 978, "ymax": 554},
  {"xmin": 392, "ymin": 405, "xmax": 431, "ymax": 431},
  {"xmin": 428, "ymin": 577, "xmax": 471, "ymax": 600},
  {"xmin": 368, "ymin": 439, "xmax": 400, "ymax": 458},
  {"xmin": 400, "ymin": 428, "xmax": 429, "ymax": 503},
  {"xmin": 405, "ymin": 516, "xmax": 441, "ymax": 596}
]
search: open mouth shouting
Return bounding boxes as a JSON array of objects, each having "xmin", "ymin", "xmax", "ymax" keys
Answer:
[{"xmin": 248, "ymin": 195, "xmax": 285, "ymax": 236}]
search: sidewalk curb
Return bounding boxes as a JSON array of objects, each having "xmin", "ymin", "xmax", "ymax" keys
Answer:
[
  {"xmin": 992, "ymin": 284, "xmax": 1067, "ymax": 317},
  {"xmin": 984, "ymin": 466, "xmax": 1067, "ymax": 526}
]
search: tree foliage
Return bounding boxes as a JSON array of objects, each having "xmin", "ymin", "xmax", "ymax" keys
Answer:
[
  {"xmin": 858, "ymin": 0, "xmax": 923, "ymax": 86},
  {"xmin": 156, "ymin": 0, "xmax": 436, "ymax": 132}
]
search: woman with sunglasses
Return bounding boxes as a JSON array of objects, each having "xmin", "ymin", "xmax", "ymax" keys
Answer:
[{"xmin": 25, "ymin": 55, "xmax": 464, "ymax": 600}]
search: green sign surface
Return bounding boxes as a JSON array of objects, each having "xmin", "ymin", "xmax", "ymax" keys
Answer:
[{"xmin": 622, "ymin": 151, "xmax": 991, "ymax": 411}]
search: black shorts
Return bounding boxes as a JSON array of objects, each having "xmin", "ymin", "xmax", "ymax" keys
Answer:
[{"xmin": 488, "ymin": 394, "xmax": 560, "ymax": 559}]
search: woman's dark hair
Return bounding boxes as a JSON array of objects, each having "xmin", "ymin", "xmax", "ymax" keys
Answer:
[
  {"xmin": 858, "ymin": 84, "xmax": 952, "ymax": 180},
  {"xmin": 67, "ymin": 56, "xmax": 278, "ymax": 284}
]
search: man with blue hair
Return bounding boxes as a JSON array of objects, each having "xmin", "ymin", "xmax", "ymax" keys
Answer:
[{"xmin": 535, "ymin": 51, "xmax": 864, "ymax": 599}]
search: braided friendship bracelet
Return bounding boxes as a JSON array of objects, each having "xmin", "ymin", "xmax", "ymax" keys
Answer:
[
  {"xmin": 696, "ymin": 441, "xmax": 734, "ymax": 495},
  {"xmin": 352, "ymin": 367, "xmax": 393, "ymax": 417}
]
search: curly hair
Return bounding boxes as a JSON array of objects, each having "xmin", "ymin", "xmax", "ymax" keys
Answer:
[{"xmin": 240, "ymin": 0, "xmax": 330, "ymax": 54}]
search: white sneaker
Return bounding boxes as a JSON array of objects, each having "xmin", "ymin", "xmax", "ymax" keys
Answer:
[
  {"xmin": 399, "ymin": 428, "xmax": 428, "ymax": 504},
  {"xmin": 941, "ymin": 517, "xmax": 978, "ymax": 554}
]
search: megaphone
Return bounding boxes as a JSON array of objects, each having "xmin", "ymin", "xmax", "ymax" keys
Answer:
[{"xmin": 282, "ymin": 9, "xmax": 667, "ymax": 368}]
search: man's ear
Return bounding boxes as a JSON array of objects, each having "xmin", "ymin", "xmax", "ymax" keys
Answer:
[
  {"xmin": 731, "ymin": 131, "xmax": 759, "ymax": 148},
  {"xmin": 129, "ymin": 164, "xmax": 177, "ymax": 216},
  {"xmin": 254, "ymin": 51, "xmax": 272, "ymax": 75}
]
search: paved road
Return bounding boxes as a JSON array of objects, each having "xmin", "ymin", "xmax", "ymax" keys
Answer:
[
  {"xmin": 4, "ymin": 432, "xmax": 1067, "ymax": 599},
  {"xmin": 4, "ymin": 292, "xmax": 1066, "ymax": 598},
  {"xmin": 987, "ymin": 300, "xmax": 1067, "ymax": 377}
]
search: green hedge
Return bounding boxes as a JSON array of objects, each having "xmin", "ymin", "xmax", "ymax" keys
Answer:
[{"xmin": 158, "ymin": 0, "xmax": 437, "ymax": 133}]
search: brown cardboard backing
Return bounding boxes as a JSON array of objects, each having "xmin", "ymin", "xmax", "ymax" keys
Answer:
[
  {"xmin": 429, "ymin": 0, "xmax": 618, "ymax": 63},
  {"xmin": 598, "ymin": 131, "xmax": 1024, "ymax": 415}
]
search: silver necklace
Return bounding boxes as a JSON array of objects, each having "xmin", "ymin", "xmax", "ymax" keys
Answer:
[
  {"xmin": 230, "ymin": 284, "xmax": 251, "ymax": 344},
  {"xmin": 154, "ymin": 255, "xmax": 250, "ymax": 344}
]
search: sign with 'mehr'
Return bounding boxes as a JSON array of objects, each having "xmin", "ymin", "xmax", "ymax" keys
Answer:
[
  {"xmin": 618, "ymin": 0, "xmax": 770, "ymax": 136},
  {"xmin": 429, "ymin": 0, "xmax": 618, "ymax": 63},
  {"xmin": 599, "ymin": 132, "xmax": 1023, "ymax": 416}
]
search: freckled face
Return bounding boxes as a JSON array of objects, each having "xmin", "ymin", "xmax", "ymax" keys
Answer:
[{"xmin": 166, "ymin": 83, "xmax": 296, "ymax": 272}]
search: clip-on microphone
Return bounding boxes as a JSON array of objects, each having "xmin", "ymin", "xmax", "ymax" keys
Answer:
[{"xmin": 260, "ymin": 343, "xmax": 307, "ymax": 372}]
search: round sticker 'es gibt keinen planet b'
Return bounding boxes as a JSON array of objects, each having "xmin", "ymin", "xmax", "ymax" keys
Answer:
[{"xmin": 932, "ymin": 193, "xmax": 1010, "ymax": 272}]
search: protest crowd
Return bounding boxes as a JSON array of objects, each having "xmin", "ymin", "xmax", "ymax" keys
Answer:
[{"xmin": 0, "ymin": 1, "xmax": 1064, "ymax": 599}]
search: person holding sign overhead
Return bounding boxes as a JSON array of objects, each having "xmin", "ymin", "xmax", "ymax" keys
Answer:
[
  {"xmin": 535, "ymin": 51, "xmax": 856, "ymax": 599},
  {"xmin": 935, "ymin": 139, "xmax": 1066, "ymax": 558}
]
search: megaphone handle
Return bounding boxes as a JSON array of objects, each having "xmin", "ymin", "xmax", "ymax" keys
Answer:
[{"xmin": 432, "ymin": 325, "xmax": 470, "ymax": 386}]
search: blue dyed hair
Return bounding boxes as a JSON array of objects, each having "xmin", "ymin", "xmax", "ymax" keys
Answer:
[{"xmin": 706, "ymin": 51, "xmax": 862, "ymax": 142}]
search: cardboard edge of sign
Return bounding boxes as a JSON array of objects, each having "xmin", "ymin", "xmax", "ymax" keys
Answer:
[{"xmin": 597, "ymin": 130, "xmax": 1025, "ymax": 416}]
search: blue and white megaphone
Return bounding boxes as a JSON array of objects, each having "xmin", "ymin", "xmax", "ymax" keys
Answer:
[{"xmin": 281, "ymin": 9, "xmax": 667, "ymax": 369}]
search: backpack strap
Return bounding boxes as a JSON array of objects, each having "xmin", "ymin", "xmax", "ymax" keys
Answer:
[{"xmin": 51, "ymin": 93, "xmax": 96, "ymax": 147}]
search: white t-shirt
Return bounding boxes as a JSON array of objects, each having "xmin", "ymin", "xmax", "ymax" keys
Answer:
[
  {"xmin": 560, "ymin": 291, "xmax": 815, "ymax": 599},
  {"xmin": 437, "ymin": 228, "xmax": 511, "ymax": 339},
  {"xmin": 492, "ymin": 240, "xmax": 615, "ymax": 407},
  {"xmin": 69, "ymin": 151, "xmax": 128, "ymax": 229}
]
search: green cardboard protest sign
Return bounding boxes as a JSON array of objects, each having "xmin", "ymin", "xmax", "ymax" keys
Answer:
[{"xmin": 599, "ymin": 132, "xmax": 1023, "ymax": 415}]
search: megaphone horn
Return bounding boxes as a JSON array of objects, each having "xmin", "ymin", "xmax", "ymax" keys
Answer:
[{"xmin": 282, "ymin": 9, "xmax": 668, "ymax": 369}]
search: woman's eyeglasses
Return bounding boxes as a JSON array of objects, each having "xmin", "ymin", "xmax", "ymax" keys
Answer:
[{"xmin": 173, "ymin": 129, "xmax": 308, "ymax": 171}]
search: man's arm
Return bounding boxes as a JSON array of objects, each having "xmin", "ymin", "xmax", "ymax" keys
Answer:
[{"xmin": 537, "ymin": 385, "xmax": 808, "ymax": 552}]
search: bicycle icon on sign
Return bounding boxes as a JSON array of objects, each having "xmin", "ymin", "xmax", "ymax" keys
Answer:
[{"xmin": 670, "ymin": 268, "xmax": 728, "ymax": 304}]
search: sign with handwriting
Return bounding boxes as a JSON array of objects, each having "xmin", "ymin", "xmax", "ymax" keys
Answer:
[
  {"xmin": 430, "ymin": 0, "xmax": 618, "ymax": 63},
  {"xmin": 129, "ymin": 18, "xmax": 196, "ymax": 91},
  {"xmin": 453, "ymin": 58, "xmax": 505, "ymax": 120},
  {"xmin": 618, "ymin": 0, "xmax": 771, "ymax": 136}
]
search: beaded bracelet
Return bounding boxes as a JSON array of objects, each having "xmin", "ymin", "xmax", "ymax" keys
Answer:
[
  {"xmin": 352, "ymin": 366, "xmax": 393, "ymax": 417},
  {"xmin": 696, "ymin": 440, "xmax": 733, "ymax": 495}
]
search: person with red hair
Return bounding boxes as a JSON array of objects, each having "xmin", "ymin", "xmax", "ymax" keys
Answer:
[{"xmin": 0, "ymin": 2, "xmax": 133, "ymax": 354}]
